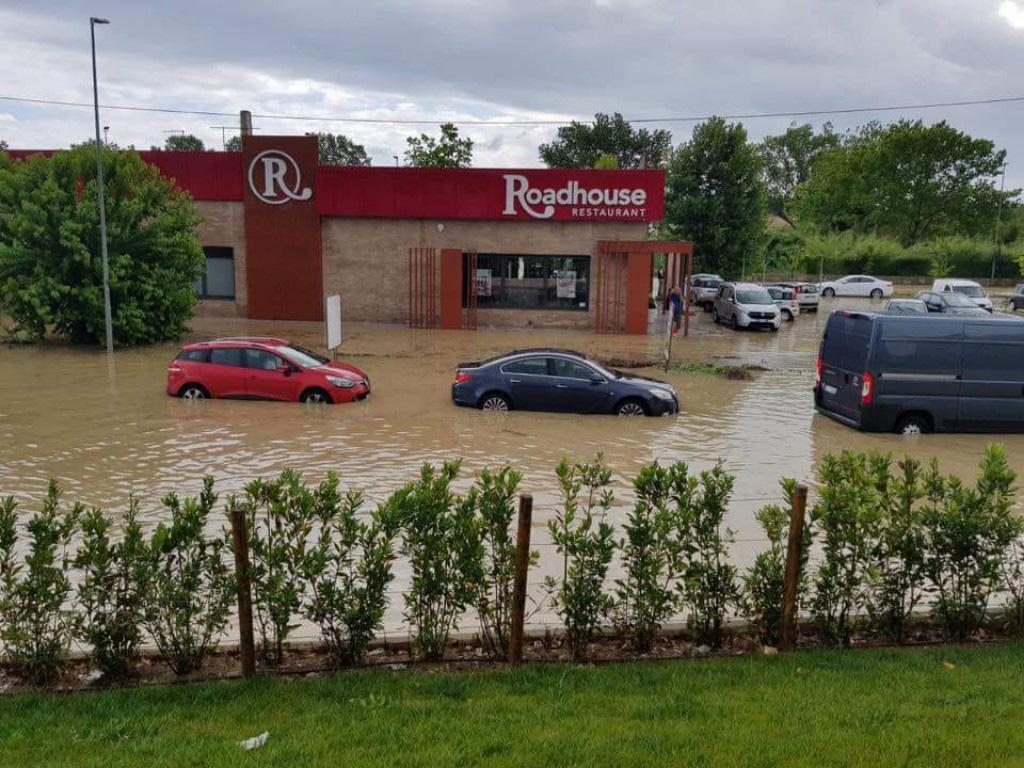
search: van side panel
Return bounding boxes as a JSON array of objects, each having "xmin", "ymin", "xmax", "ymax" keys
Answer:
[
  {"xmin": 957, "ymin": 322, "xmax": 1024, "ymax": 432},
  {"xmin": 872, "ymin": 318, "xmax": 964, "ymax": 432}
]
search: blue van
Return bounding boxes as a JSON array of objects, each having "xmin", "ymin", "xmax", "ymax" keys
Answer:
[{"xmin": 814, "ymin": 311, "xmax": 1024, "ymax": 434}]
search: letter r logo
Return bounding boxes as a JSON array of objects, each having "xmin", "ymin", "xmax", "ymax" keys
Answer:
[{"xmin": 248, "ymin": 150, "xmax": 312, "ymax": 205}]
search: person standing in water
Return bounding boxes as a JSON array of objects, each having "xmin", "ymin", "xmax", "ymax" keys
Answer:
[{"xmin": 669, "ymin": 285, "xmax": 683, "ymax": 336}]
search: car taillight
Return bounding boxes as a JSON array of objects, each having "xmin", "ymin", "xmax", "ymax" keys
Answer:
[
  {"xmin": 861, "ymin": 371, "xmax": 874, "ymax": 405},
  {"xmin": 455, "ymin": 372, "xmax": 473, "ymax": 384}
]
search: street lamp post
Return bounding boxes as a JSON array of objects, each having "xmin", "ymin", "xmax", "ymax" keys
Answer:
[
  {"xmin": 90, "ymin": 16, "xmax": 113, "ymax": 353},
  {"xmin": 991, "ymin": 162, "xmax": 1008, "ymax": 286}
]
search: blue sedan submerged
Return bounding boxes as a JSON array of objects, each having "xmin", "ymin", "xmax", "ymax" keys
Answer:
[{"xmin": 451, "ymin": 349, "xmax": 679, "ymax": 416}]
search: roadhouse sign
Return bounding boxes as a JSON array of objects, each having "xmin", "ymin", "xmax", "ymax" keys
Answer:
[{"xmin": 315, "ymin": 166, "xmax": 665, "ymax": 222}]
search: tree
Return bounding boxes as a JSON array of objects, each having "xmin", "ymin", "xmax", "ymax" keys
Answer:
[
  {"xmin": 404, "ymin": 122, "xmax": 473, "ymax": 168},
  {"xmin": 161, "ymin": 134, "xmax": 205, "ymax": 152},
  {"xmin": 539, "ymin": 112, "xmax": 672, "ymax": 169},
  {"xmin": 0, "ymin": 144, "xmax": 205, "ymax": 345},
  {"xmin": 593, "ymin": 153, "xmax": 620, "ymax": 169},
  {"xmin": 795, "ymin": 120, "xmax": 1016, "ymax": 245},
  {"xmin": 758, "ymin": 122, "xmax": 839, "ymax": 225},
  {"xmin": 664, "ymin": 117, "xmax": 765, "ymax": 277},
  {"xmin": 308, "ymin": 132, "xmax": 371, "ymax": 166},
  {"xmin": 224, "ymin": 136, "xmax": 241, "ymax": 152},
  {"xmin": 0, "ymin": 140, "xmax": 7, "ymax": 152}
]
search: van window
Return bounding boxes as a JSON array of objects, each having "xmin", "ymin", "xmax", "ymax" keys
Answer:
[{"xmin": 822, "ymin": 314, "xmax": 873, "ymax": 372}]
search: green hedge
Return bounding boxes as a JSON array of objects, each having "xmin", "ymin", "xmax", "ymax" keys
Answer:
[{"xmin": 766, "ymin": 230, "xmax": 1024, "ymax": 279}]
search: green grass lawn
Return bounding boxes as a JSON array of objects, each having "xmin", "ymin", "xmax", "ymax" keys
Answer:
[{"xmin": 2, "ymin": 644, "xmax": 1024, "ymax": 767}]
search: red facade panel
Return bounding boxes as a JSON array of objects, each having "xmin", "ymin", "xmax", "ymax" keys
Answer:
[
  {"xmin": 241, "ymin": 136, "xmax": 323, "ymax": 321},
  {"xmin": 137, "ymin": 151, "xmax": 243, "ymax": 201},
  {"xmin": 316, "ymin": 167, "xmax": 665, "ymax": 222}
]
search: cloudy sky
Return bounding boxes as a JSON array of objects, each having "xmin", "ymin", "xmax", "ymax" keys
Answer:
[{"xmin": 2, "ymin": 0, "xmax": 1024, "ymax": 185}]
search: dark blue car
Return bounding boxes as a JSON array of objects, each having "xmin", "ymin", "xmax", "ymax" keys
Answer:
[{"xmin": 451, "ymin": 349, "xmax": 679, "ymax": 416}]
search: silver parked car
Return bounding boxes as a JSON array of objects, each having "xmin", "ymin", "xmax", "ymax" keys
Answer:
[
  {"xmin": 774, "ymin": 281, "xmax": 819, "ymax": 312},
  {"xmin": 689, "ymin": 273, "xmax": 724, "ymax": 311},
  {"xmin": 712, "ymin": 282, "xmax": 782, "ymax": 331}
]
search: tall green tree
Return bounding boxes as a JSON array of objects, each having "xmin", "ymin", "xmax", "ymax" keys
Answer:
[
  {"xmin": 796, "ymin": 120, "xmax": 1016, "ymax": 245},
  {"xmin": 0, "ymin": 144, "xmax": 205, "ymax": 345},
  {"xmin": 224, "ymin": 135, "xmax": 241, "ymax": 152},
  {"xmin": 405, "ymin": 122, "xmax": 473, "ymax": 168},
  {"xmin": 161, "ymin": 134, "xmax": 205, "ymax": 152},
  {"xmin": 307, "ymin": 132, "xmax": 372, "ymax": 166},
  {"xmin": 665, "ymin": 117, "xmax": 765, "ymax": 278},
  {"xmin": 758, "ymin": 122, "xmax": 839, "ymax": 225},
  {"xmin": 539, "ymin": 112, "xmax": 672, "ymax": 169}
]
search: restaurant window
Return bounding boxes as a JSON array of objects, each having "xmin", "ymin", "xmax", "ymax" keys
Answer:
[
  {"xmin": 468, "ymin": 254, "xmax": 590, "ymax": 311},
  {"xmin": 195, "ymin": 246, "xmax": 235, "ymax": 299}
]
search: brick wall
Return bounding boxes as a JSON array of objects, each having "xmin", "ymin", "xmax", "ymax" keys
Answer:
[
  {"xmin": 194, "ymin": 201, "xmax": 247, "ymax": 317},
  {"xmin": 320, "ymin": 218, "xmax": 648, "ymax": 326}
]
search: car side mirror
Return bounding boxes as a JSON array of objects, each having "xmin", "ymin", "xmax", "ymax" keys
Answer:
[
  {"xmin": 590, "ymin": 376, "xmax": 605, "ymax": 385},
  {"xmin": 277, "ymin": 364, "xmax": 292, "ymax": 376}
]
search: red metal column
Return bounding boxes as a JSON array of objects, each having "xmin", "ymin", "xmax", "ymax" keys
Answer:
[
  {"xmin": 439, "ymin": 248, "xmax": 463, "ymax": 330},
  {"xmin": 625, "ymin": 251, "xmax": 651, "ymax": 335}
]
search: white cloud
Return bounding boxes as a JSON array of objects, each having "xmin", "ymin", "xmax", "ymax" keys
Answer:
[{"xmin": 999, "ymin": 1, "xmax": 1024, "ymax": 29}]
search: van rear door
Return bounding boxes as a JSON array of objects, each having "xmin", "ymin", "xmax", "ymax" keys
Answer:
[{"xmin": 818, "ymin": 313, "xmax": 874, "ymax": 423}]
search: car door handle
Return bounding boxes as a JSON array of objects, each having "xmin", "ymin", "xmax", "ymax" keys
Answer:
[
  {"xmin": 508, "ymin": 379, "xmax": 522, "ymax": 384},
  {"xmin": 556, "ymin": 384, "xmax": 568, "ymax": 389}
]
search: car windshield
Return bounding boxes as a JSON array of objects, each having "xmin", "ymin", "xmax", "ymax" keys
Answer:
[
  {"xmin": 703, "ymin": 279, "xmax": 721, "ymax": 289},
  {"xmin": 943, "ymin": 292, "xmax": 977, "ymax": 308},
  {"xmin": 275, "ymin": 345, "xmax": 325, "ymax": 368},
  {"xmin": 736, "ymin": 289, "xmax": 773, "ymax": 305},
  {"xmin": 952, "ymin": 284, "xmax": 985, "ymax": 298}
]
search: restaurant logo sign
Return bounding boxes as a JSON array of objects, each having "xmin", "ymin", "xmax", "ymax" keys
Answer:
[
  {"xmin": 248, "ymin": 149, "xmax": 312, "ymax": 205},
  {"xmin": 502, "ymin": 173, "xmax": 649, "ymax": 220}
]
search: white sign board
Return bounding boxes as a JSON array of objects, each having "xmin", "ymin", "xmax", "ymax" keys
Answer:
[
  {"xmin": 326, "ymin": 294, "xmax": 342, "ymax": 350},
  {"xmin": 556, "ymin": 270, "xmax": 576, "ymax": 299}
]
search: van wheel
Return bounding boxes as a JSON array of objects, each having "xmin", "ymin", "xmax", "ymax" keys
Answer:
[
  {"xmin": 895, "ymin": 413, "xmax": 931, "ymax": 436},
  {"xmin": 782, "ymin": 309, "xmax": 793, "ymax": 322}
]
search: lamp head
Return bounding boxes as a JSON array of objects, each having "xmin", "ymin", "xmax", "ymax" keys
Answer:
[{"xmin": 90, "ymin": 17, "xmax": 110, "ymax": 25}]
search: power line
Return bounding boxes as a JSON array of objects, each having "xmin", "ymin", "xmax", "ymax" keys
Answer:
[{"xmin": 3, "ymin": 93, "xmax": 1024, "ymax": 127}]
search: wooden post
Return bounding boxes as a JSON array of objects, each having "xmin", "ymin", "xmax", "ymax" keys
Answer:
[
  {"xmin": 229, "ymin": 504, "xmax": 257, "ymax": 678},
  {"xmin": 509, "ymin": 494, "xmax": 533, "ymax": 667},
  {"xmin": 780, "ymin": 484, "xmax": 808, "ymax": 651}
]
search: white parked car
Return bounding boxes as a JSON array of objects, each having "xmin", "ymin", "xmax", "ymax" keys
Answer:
[
  {"xmin": 765, "ymin": 285, "xmax": 800, "ymax": 321},
  {"xmin": 712, "ymin": 282, "xmax": 782, "ymax": 331},
  {"xmin": 931, "ymin": 278, "xmax": 993, "ymax": 312},
  {"xmin": 818, "ymin": 275, "xmax": 893, "ymax": 299}
]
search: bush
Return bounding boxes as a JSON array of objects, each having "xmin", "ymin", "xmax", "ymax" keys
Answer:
[
  {"xmin": 547, "ymin": 457, "xmax": 616, "ymax": 662},
  {"xmin": 867, "ymin": 457, "xmax": 927, "ymax": 642},
  {"xmin": 394, "ymin": 461, "xmax": 483, "ymax": 661},
  {"xmin": 676, "ymin": 463, "xmax": 740, "ymax": 648},
  {"xmin": 1004, "ymin": 539, "xmax": 1024, "ymax": 636},
  {"xmin": 0, "ymin": 145, "xmax": 205, "ymax": 345},
  {"xmin": 614, "ymin": 464, "xmax": 680, "ymax": 653},
  {"xmin": 237, "ymin": 471, "xmax": 312, "ymax": 666},
  {"xmin": 298, "ymin": 476, "xmax": 397, "ymax": 666},
  {"xmin": 742, "ymin": 478, "xmax": 807, "ymax": 647},
  {"xmin": 145, "ymin": 478, "xmax": 234, "ymax": 675},
  {"xmin": 0, "ymin": 483, "xmax": 80, "ymax": 684},
  {"xmin": 922, "ymin": 445, "xmax": 1021, "ymax": 640},
  {"xmin": 474, "ymin": 466, "xmax": 532, "ymax": 660},
  {"xmin": 74, "ymin": 499, "xmax": 151, "ymax": 677},
  {"xmin": 811, "ymin": 452, "xmax": 883, "ymax": 647}
]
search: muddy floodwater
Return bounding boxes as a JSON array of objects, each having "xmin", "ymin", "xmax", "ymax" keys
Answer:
[{"xmin": 2, "ymin": 298, "xmax": 1023, "ymax": 634}]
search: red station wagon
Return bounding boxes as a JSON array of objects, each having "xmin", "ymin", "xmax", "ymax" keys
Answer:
[{"xmin": 166, "ymin": 337, "xmax": 370, "ymax": 404}]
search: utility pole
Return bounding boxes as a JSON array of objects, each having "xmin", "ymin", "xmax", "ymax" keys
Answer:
[
  {"xmin": 991, "ymin": 162, "xmax": 1008, "ymax": 286},
  {"xmin": 90, "ymin": 16, "xmax": 114, "ymax": 354}
]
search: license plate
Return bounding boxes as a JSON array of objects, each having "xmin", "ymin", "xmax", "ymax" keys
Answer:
[{"xmin": 823, "ymin": 384, "xmax": 838, "ymax": 395}]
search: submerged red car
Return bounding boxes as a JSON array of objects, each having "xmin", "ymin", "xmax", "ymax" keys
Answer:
[{"xmin": 166, "ymin": 337, "xmax": 369, "ymax": 404}]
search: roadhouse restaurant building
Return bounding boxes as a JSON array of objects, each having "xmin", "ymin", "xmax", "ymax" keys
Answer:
[{"xmin": 12, "ymin": 135, "xmax": 689, "ymax": 334}]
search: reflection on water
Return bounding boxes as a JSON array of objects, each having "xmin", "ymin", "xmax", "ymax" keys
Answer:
[{"xmin": 2, "ymin": 299, "xmax": 1023, "ymax": 634}]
